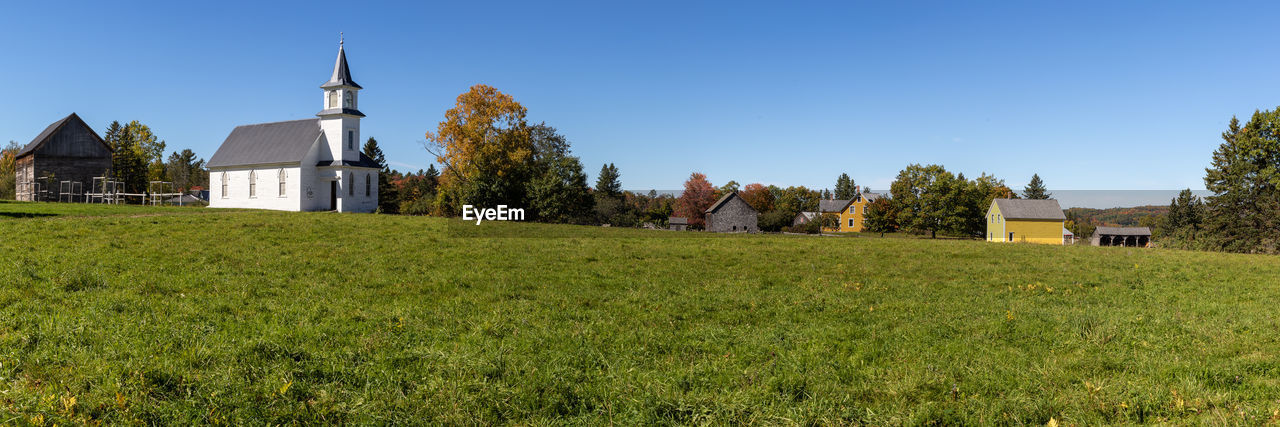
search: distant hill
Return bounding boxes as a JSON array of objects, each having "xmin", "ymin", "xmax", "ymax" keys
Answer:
[{"xmin": 1065, "ymin": 205, "xmax": 1167, "ymax": 227}]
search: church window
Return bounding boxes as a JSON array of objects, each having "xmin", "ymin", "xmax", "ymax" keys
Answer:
[
  {"xmin": 365, "ymin": 173, "xmax": 371, "ymax": 196},
  {"xmin": 348, "ymin": 173, "xmax": 354, "ymax": 196},
  {"xmin": 221, "ymin": 172, "xmax": 228, "ymax": 198},
  {"xmin": 278, "ymin": 169, "xmax": 287, "ymax": 197},
  {"xmin": 328, "ymin": 91, "xmax": 338, "ymax": 108},
  {"xmin": 348, "ymin": 130, "xmax": 354, "ymax": 150},
  {"xmin": 249, "ymin": 170, "xmax": 257, "ymax": 198},
  {"xmin": 344, "ymin": 90, "xmax": 352, "ymax": 108}
]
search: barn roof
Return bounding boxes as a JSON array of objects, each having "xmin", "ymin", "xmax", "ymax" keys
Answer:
[
  {"xmin": 17, "ymin": 113, "xmax": 110, "ymax": 158},
  {"xmin": 705, "ymin": 191, "xmax": 756, "ymax": 214},
  {"xmin": 321, "ymin": 45, "xmax": 361, "ymax": 89},
  {"xmin": 819, "ymin": 199, "xmax": 852, "ymax": 212},
  {"xmin": 1094, "ymin": 226, "xmax": 1151, "ymax": 236},
  {"xmin": 207, "ymin": 119, "xmax": 322, "ymax": 168},
  {"xmin": 992, "ymin": 198, "xmax": 1066, "ymax": 220}
]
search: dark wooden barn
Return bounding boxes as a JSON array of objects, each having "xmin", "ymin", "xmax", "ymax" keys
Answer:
[
  {"xmin": 15, "ymin": 113, "xmax": 112, "ymax": 201},
  {"xmin": 704, "ymin": 191, "xmax": 758, "ymax": 233}
]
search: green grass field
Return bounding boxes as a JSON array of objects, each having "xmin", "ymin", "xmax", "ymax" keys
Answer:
[{"xmin": 2, "ymin": 201, "xmax": 1278, "ymax": 424}]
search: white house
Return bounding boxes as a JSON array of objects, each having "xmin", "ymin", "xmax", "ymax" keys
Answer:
[{"xmin": 207, "ymin": 40, "xmax": 379, "ymax": 212}]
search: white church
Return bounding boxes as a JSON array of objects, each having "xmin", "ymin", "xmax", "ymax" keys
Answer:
[{"xmin": 207, "ymin": 40, "xmax": 379, "ymax": 212}]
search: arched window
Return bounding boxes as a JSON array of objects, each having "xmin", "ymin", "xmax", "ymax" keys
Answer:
[
  {"xmin": 344, "ymin": 90, "xmax": 352, "ymax": 108},
  {"xmin": 248, "ymin": 170, "xmax": 257, "ymax": 198},
  {"xmin": 328, "ymin": 91, "xmax": 338, "ymax": 108},
  {"xmin": 278, "ymin": 169, "xmax": 287, "ymax": 197},
  {"xmin": 348, "ymin": 173, "xmax": 354, "ymax": 196},
  {"xmin": 365, "ymin": 173, "xmax": 371, "ymax": 196},
  {"xmin": 221, "ymin": 172, "xmax": 228, "ymax": 198}
]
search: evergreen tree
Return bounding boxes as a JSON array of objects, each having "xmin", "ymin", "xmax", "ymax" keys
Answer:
[
  {"xmin": 528, "ymin": 155, "xmax": 593, "ymax": 223},
  {"xmin": 1202, "ymin": 110, "xmax": 1280, "ymax": 253},
  {"xmin": 362, "ymin": 137, "xmax": 398, "ymax": 213},
  {"xmin": 1023, "ymin": 174, "xmax": 1050, "ymax": 199},
  {"xmin": 595, "ymin": 163, "xmax": 621, "ymax": 198},
  {"xmin": 834, "ymin": 173, "xmax": 857, "ymax": 199}
]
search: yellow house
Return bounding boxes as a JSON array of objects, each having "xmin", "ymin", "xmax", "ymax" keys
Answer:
[
  {"xmin": 820, "ymin": 193, "xmax": 883, "ymax": 232},
  {"xmin": 985, "ymin": 198, "xmax": 1067, "ymax": 245}
]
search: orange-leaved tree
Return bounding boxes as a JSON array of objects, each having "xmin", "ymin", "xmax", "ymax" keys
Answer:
[
  {"xmin": 676, "ymin": 172, "xmax": 716, "ymax": 228},
  {"xmin": 426, "ymin": 84, "xmax": 532, "ymax": 215},
  {"xmin": 739, "ymin": 182, "xmax": 773, "ymax": 212}
]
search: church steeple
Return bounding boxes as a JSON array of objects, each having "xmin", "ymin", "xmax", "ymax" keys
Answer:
[
  {"xmin": 318, "ymin": 34, "xmax": 364, "ymax": 163},
  {"xmin": 322, "ymin": 34, "xmax": 362, "ymax": 90},
  {"xmin": 318, "ymin": 34, "xmax": 364, "ymax": 118}
]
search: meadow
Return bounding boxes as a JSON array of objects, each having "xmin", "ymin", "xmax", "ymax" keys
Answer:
[{"xmin": 1, "ymin": 201, "xmax": 1279, "ymax": 424}]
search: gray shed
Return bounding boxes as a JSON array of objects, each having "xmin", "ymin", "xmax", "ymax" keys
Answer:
[
  {"xmin": 668, "ymin": 216, "xmax": 689, "ymax": 231},
  {"xmin": 1091, "ymin": 227, "xmax": 1152, "ymax": 247},
  {"xmin": 704, "ymin": 191, "xmax": 758, "ymax": 233}
]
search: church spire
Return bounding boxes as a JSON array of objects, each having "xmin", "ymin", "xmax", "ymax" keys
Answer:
[{"xmin": 321, "ymin": 35, "xmax": 361, "ymax": 90}]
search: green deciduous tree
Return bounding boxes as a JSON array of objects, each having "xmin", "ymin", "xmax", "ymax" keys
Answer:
[{"xmin": 863, "ymin": 197, "xmax": 899, "ymax": 237}]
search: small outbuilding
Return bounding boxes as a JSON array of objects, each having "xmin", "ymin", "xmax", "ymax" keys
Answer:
[
  {"xmin": 668, "ymin": 217, "xmax": 689, "ymax": 231},
  {"xmin": 793, "ymin": 211, "xmax": 818, "ymax": 227},
  {"xmin": 705, "ymin": 191, "xmax": 758, "ymax": 233},
  {"xmin": 14, "ymin": 113, "xmax": 113, "ymax": 201},
  {"xmin": 1063, "ymin": 227, "xmax": 1075, "ymax": 245},
  {"xmin": 1091, "ymin": 227, "xmax": 1151, "ymax": 247}
]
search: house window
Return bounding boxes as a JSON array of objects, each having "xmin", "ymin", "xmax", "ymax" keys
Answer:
[
  {"xmin": 348, "ymin": 173, "xmax": 354, "ymax": 196},
  {"xmin": 848, "ymin": 218, "xmax": 855, "ymax": 227},
  {"xmin": 278, "ymin": 169, "xmax": 287, "ymax": 197},
  {"xmin": 348, "ymin": 130, "xmax": 354, "ymax": 150},
  {"xmin": 365, "ymin": 173, "xmax": 371, "ymax": 196},
  {"xmin": 220, "ymin": 172, "xmax": 228, "ymax": 198},
  {"xmin": 248, "ymin": 170, "xmax": 257, "ymax": 198}
]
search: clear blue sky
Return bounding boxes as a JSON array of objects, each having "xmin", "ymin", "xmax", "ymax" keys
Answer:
[{"xmin": 4, "ymin": 1, "xmax": 1278, "ymax": 197}]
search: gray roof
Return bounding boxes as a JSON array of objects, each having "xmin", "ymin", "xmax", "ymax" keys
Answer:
[
  {"xmin": 796, "ymin": 212, "xmax": 818, "ymax": 220},
  {"xmin": 668, "ymin": 216, "xmax": 688, "ymax": 225},
  {"xmin": 992, "ymin": 198, "xmax": 1066, "ymax": 220},
  {"xmin": 706, "ymin": 191, "xmax": 758, "ymax": 214},
  {"xmin": 321, "ymin": 45, "xmax": 361, "ymax": 89},
  {"xmin": 1063, "ymin": 227, "xmax": 1074, "ymax": 236},
  {"xmin": 860, "ymin": 192, "xmax": 883, "ymax": 202},
  {"xmin": 317, "ymin": 154, "xmax": 381, "ymax": 169},
  {"xmin": 18, "ymin": 113, "xmax": 110, "ymax": 158},
  {"xmin": 316, "ymin": 107, "xmax": 365, "ymax": 118},
  {"xmin": 819, "ymin": 199, "xmax": 852, "ymax": 212},
  {"xmin": 207, "ymin": 119, "xmax": 322, "ymax": 168},
  {"xmin": 1093, "ymin": 226, "xmax": 1151, "ymax": 236}
]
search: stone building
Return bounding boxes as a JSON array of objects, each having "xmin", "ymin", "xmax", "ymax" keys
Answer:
[
  {"xmin": 14, "ymin": 113, "xmax": 113, "ymax": 201},
  {"xmin": 704, "ymin": 191, "xmax": 758, "ymax": 233}
]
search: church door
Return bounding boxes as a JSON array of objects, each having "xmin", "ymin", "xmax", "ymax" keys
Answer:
[{"xmin": 330, "ymin": 181, "xmax": 337, "ymax": 211}]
